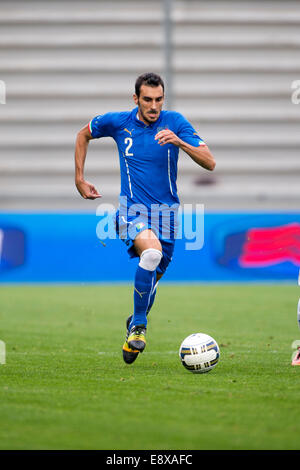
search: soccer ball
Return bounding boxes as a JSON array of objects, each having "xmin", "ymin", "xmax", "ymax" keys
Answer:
[{"xmin": 179, "ymin": 333, "xmax": 220, "ymax": 373}]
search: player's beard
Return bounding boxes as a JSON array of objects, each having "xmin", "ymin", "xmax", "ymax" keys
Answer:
[{"xmin": 138, "ymin": 103, "xmax": 160, "ymax": 125}]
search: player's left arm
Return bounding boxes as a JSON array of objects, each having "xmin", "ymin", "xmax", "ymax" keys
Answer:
[{"xmin": 155, "ymin": 129, "xmax": 216, "ymax": 171}]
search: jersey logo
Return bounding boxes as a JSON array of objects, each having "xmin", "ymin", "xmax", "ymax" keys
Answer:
[
  {"xmin": 135, "ymin": 222, "xmax": 145, "ymax": 232},
  {"xmin": 124, "ymin": 128, "xmax": 134, "ymax": 136}
]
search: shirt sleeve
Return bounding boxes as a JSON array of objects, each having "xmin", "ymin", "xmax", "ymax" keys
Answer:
[
  {"xmin": 88, "ymin": 112, "xmax": 118, "ymax": 138},
  {"xmin": 175, "ymin": 113, "xmax": 206, "ymax": 147}
]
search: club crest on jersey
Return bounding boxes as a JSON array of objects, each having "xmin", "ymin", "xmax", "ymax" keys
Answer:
[{"xmin": 135, "ymin": 222, "xmax": 146, "ymax": 232}]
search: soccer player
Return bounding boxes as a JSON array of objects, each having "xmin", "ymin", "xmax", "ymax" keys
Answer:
[{"xmin": 74, "ymin": 72, "xmax": 216, "ymax": 364}]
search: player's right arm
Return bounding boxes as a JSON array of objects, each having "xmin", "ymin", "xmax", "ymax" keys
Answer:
[{"xmin": 74, "ymin": 124, "xmax": 102, "ymax": 200}]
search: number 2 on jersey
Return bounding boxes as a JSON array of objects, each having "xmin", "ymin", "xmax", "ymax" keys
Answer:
[{"xmin": 125, "ymin": 137, "xmax": 133, "ymax": 156}]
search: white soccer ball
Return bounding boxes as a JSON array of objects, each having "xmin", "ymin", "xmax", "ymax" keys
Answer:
[{"xmin": 179, "ymin": 333, "xmax": 220, "ymax": 373}]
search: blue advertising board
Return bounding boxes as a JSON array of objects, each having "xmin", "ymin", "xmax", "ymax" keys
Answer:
[{"xmin": 0, "ymin": 212, "xmax": 299, "ymax": 283}]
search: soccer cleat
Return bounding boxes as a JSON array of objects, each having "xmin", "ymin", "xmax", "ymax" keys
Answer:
[
  {"xmin": 122, "ymin": 340, "xmax": 140, "ymax": 364},
  {"xmin": 292, "ymin": 347, "xmax": 300, "ymax": 366},
  {"xmin": 127, "ymin": 325, "xmax": 147, "ymax": 352},
  {"xmin": 122, "ymin": 315, "xmax": 139, "ymax": 364}
]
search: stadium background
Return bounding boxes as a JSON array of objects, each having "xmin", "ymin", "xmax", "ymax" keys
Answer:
[
  {"xmin": 1, "ymin": 0, "xmax": 299, "ymax": 283},
  {"xmin": 1, "ymin": 0, "xmax": 300, "ymax": 452}
]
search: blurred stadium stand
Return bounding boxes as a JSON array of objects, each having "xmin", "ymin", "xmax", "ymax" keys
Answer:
[{"xmin": 0, "ymin": 0, "xmax": 299, "ymax": 211}]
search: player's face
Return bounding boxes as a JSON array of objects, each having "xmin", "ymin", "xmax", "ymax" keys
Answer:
[{"xmin": 134, "ymin": 85, "xmax": 164, "ymax": 125}]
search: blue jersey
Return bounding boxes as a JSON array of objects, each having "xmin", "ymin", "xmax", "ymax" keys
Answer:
[{"xmin": 89, "ymin": 107, "xmax": 206, "ymax": 209}]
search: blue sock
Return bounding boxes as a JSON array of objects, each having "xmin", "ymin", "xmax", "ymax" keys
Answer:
[
  {"xmin": 128, "ymin": 276, "xmax": 158, "ymax": 331},
  {"xmin": 130, "ymin": 265, "xmax": 156, "ymax": 329},
  {"xmin": 146, "ymin": 281, "xmax": 158, "ymax": 316}
]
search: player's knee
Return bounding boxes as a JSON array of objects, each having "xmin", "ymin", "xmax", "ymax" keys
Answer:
[{"xmin": 139, "ymin": 248, "xmax": 162, "ymax": 271}]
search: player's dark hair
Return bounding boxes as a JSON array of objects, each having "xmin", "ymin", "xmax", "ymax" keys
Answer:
[{"xmin": 135, "ymin": 72, "xmax": 165, "ymax": 97}]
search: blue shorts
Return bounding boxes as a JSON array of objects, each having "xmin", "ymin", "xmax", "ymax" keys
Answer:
[{"xmin": 114, "ymin": 210, "xmax": 176, "ymax": 275}]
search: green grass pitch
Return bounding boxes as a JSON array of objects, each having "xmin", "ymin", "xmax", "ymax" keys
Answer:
[{"xmin": 0, "ymin": 283, "xmax": 300, "ymax": 450}]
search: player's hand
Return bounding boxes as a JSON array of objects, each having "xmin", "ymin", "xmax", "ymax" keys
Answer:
[
  {"xmin": 155, "ymin": 129, "xmax": 182, "ymax": 147},
  {"xmin": 75, "ymin": 179, "xmax": 102, "ymax": 200}
]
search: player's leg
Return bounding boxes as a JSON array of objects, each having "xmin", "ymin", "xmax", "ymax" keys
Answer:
[
  {"xmin": 126, "ymin": 271, "xmax": 163, "ymax": 329},
  {"xmin": 144, "ymin": 239, "xmax": 175, "ymax": 320},
  {"xmin": 127, "ymin": 237, "xmax": 174, "ymax": 332},
  {"xmin": 126, "ymin": 230, "xmax": 162, "ymax": 352},
  {"xmin": 131, "ymin": 230, "xmax": 162, "ymax": 325},
  {"xmin": 123, "ymin": 229, "xmax": 162, "ymax": 362},
  {"xmin": 147, "ymin": 240, "xmax": 175, "ymax": 322},
  {"xmin": 122, "ymin": 231, "xmax": 175, "ymax": 364},
  {"xmin": 146, "ymin": 271, "xmax": 163, "ymax": 315},
  {"xmin": 115, "ymin": 210, "xmax": 161, "ymax": 325}
]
